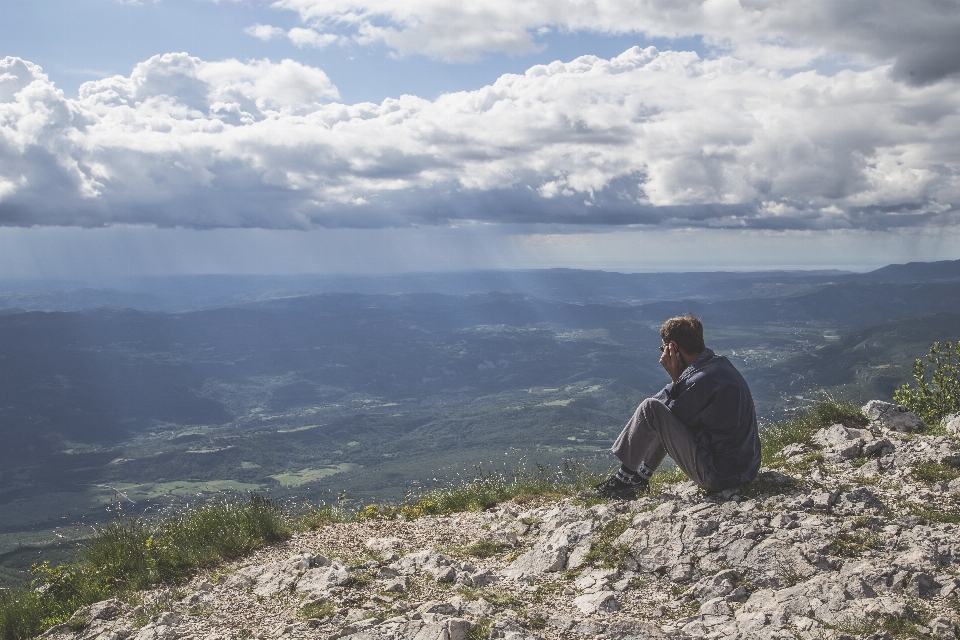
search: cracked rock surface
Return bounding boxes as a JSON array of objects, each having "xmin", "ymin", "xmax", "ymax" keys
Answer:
[{"xmin": 43, "ymin": 402, "xmax": 960, "ymax": 640}]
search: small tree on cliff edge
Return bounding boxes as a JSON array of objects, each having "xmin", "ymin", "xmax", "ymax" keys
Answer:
[{"xmin": 894, "ymin": 341, "xmax": 960, "ymax": 426}]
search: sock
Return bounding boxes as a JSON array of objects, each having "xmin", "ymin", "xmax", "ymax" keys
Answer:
[
  {"xmin": 615, "ymin": 463, "xmax": 648, "ymax": 485},
  {"xmin": 636, "ymin": 461, "xmax": 655, "ymax": 481}
]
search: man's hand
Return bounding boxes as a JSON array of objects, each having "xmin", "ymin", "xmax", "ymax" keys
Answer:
[{"xmin": 659, "ymin": 342, "xmax": 687, "ymax": 384}]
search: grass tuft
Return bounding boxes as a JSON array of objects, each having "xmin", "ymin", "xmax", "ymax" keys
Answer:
[
  {"xmin": 582, "ymin": 517, "xmax": 630, "ymax": 569},
  {"xmin": 467, "ymin": 618, "xmax": 492, "ymax": 640},
  {"xmin": 827, "ymin": 530, "xmax": 884, "ymax": 557},
  {"xmin": 355, "ymin": 460, "xmax": 603, "ymax": 521},
  {"xmin": 760, "ymin": 396, "xmax": 867, "ymax": 464},
  {"xmin": 910, "ymin": 461, "xmax": 960, "ymax": 485},
  {"xmin": 648, "ymin": 466, "xmax": 687, "ymax": 494},
  {"xmin": 462, "ymin": 540, "xmax": 507, "ymax": 559},
  {"xmin": 297, "ymin": 600, "xmax": 336, "ymax": 620}
]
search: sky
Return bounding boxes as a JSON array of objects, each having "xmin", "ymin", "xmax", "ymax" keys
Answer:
[{"xmin": 1, "ymin": 0, "xmax": 960, "ymax": 279}]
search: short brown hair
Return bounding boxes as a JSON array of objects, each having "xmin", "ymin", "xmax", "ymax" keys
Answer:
[{"xmin": 660, "ymin": 314, "xmax": 705, "ymax": 354}]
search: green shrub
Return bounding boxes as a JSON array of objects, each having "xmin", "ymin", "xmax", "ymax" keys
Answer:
[
  {"xmin": 894, "ymin": 341, "xmax": 960, "ymax": 427},
  {"xmin": 760, "ymin": 396, "xmax": 867, "ymax": 463}
]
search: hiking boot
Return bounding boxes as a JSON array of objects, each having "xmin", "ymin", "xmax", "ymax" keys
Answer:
[{"xmin": 594, "ymin": 475, "xmax": 648, "ymax": 500}]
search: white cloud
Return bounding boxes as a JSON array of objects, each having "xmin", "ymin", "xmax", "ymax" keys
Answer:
[
  {"xmin": 270, "ymin": 0, "xmax": 960, "ymax": 82},
  {"xmin": 1, "ymin": 49, "xmax": 959, "ymax": 230},
  {"xmin": 244, "ymin": 24, "xmax": 287, "ymax": 41},
  {"xmin": 287, "ymin": 28, "xmax": 341, "ymax": 49}
]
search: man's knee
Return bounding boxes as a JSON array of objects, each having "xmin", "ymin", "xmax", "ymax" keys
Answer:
[{"xmin": 638, "ymin": 397, "xmax": 669, "ymax": 418}]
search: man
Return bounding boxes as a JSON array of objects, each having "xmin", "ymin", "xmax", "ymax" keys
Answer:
[{"xmin": 595, "ymin": 314, "xmax": 761, "ymax": 499}]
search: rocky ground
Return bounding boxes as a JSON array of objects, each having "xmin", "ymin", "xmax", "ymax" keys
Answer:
[{"xmin": 44, "ymin": 402, "xmax": 960, "ymax": 640}]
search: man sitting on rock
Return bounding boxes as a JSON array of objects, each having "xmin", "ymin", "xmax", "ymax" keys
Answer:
[{"xmin": 595, "ymin": 314, "xmax": 761, "ymax": 499}]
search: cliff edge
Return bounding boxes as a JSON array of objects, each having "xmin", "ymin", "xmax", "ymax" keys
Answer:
[{"xmin": 43, "ymin": 403, "xmax": 960, "ymax": 640}]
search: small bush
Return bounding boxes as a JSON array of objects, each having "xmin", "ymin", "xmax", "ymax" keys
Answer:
[
  {"xmin": 760, "ymin": 396, "xmax": 867, "ymax": 463},
  {"xmin": 894, "ymin": 341, "xmax": 960, "ymax": 427}
]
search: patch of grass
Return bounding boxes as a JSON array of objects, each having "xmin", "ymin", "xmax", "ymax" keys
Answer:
[
  {"xmin": 187, "ymin": 604, "xmax": 214, "ymax": 617},
  {"xmin": 479, "ymin": 589, "xmax": 524, "ymax": 610},
  {"xmin": 648, "ymin": 466, "xmax": 687, "ymax": 494},
  {"xmin": 910, "ymin": 461, "xmax": 960, "ymax": 485},
  {"xmin": 760, "ymin": 396, "xmax": 867, "ymax": 463},
  {"xmin": 908, "ymin": 505, "xmax": 960, "ymax": 524},
  {"xmin": 0, "ymin": 495, "xmax": 289, "ymax": 640},
  {"xmin": 772, "ymin": 559, "xmax": 805, "ymax": 588},
  {"xmin": 463, "ymin": 540, "xmax": 506, "ymax": 559},
  {"xmin": 298, "ymin": 600, "xmax": 337, "ymax": 620},
  {"xmin": 525, "ymin": 614, "xmax": 547, "ymax": 630},
  {"xmin": 467, "ymin": 618, "xmax": 492, "ymax": 640},
  {"xmin": 455, "ymin": 586, "xmax": 479, "ymax": 599},
  {"xmin": 356, "ymin": 461, "xmax": 603, "ymax": 520},
  {"xmin": 296, "ymin": 503, "xmax": 353, "ymax": 530},
  {"xmin": 529, "ymin": 583, "xmax": 561, "ymax": 605},
  {"xmin": 583, "ymin": 518, "xmax": 630, "ymax": 569},
  {"xmin": 65, "ymin": 615, "xmax": 89, "ymax": 632},
  {"xmin": 827, "ymin": 530, "xmax": 884, "ymax": 558},
  {"xmin": 628, "ymin": 576, "xmax": 649, "ymax": 590},
  {"xmin": 347, "ymin": 570, "xmax": 375, "ymax": 590},
  {"xmin": 130, "ymin": 599, "xmax": 167, "ymax": 629},
  {"xmin": 780, "ymin": 451, "xmax": 824, "ymax": 474},
  {"xmin": 838, "ymin": 610, "xmax": 928, "ymax": 639},
  {"xmin": 572, "ymin": 494, "xmax": 609, "ymax": 508}
]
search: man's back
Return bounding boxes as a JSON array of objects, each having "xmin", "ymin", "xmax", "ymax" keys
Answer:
[{"xmin": 654, "ymin": 349, "xmax": 760, "ymax": 482}]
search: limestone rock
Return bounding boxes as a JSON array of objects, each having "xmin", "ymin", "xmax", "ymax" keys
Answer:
[
  {"xmin": 944, "ymin": 412, "xmax": 960, "ymax": 437},
  {"xmin": 863, "ymin": 400, "xmax": 924, "ymax": 432},
  {"xmin": 573, "ymin": 592, "xmax": 618, "ymax": 615},
  {"xmin": 296, "ymin": 561, "xmax": 351, "ymax": 595}
]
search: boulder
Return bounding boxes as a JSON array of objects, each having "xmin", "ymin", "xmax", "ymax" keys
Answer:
[
  {"xmin": 863, "ymin": 400, "xmax": 924, "ymax": 432},
  {"xmin": 812, "ymin": 424, "xmax": 868, "ymax": 460},
  {"xmin": 573, "ymin": 592, "xmax": 618, "ymax": 615},
  {"xmin": 296, "ymin": 562, "xmax": 351, "ymax": 595},
  {"xmin": 944, "ymin": 413, "xmax": 960, "ymax": 437}
]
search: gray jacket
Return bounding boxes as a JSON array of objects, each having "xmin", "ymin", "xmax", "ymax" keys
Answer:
[{"xmin": 654, "ymin": 348, "xmax": 761, "ymax": 485}]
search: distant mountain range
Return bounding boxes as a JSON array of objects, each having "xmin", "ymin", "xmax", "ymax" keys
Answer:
[{"xmin": 2, "ymin": 258, "xmax": 959, "ymax": 313}]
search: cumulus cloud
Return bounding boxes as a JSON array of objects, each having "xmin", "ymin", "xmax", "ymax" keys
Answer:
[
  {"xmin": 1, "ymin": 49, "xmax": 959, "ymax": 230},
  {"xmin": 244, "ymin": 24, "xmax": 286, "ymax": 41},
  {"xmin": 287, "ymin": 28, "xmax": 341, "ymax": 49},
  {"xmin": 270, "ymin": 0, "xmax": 960, "ymax": 82}
]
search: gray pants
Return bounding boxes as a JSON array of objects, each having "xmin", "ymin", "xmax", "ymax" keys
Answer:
[{"xmin": 611, "ymin": 398, "xmax": 731, "ymax": 492}]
